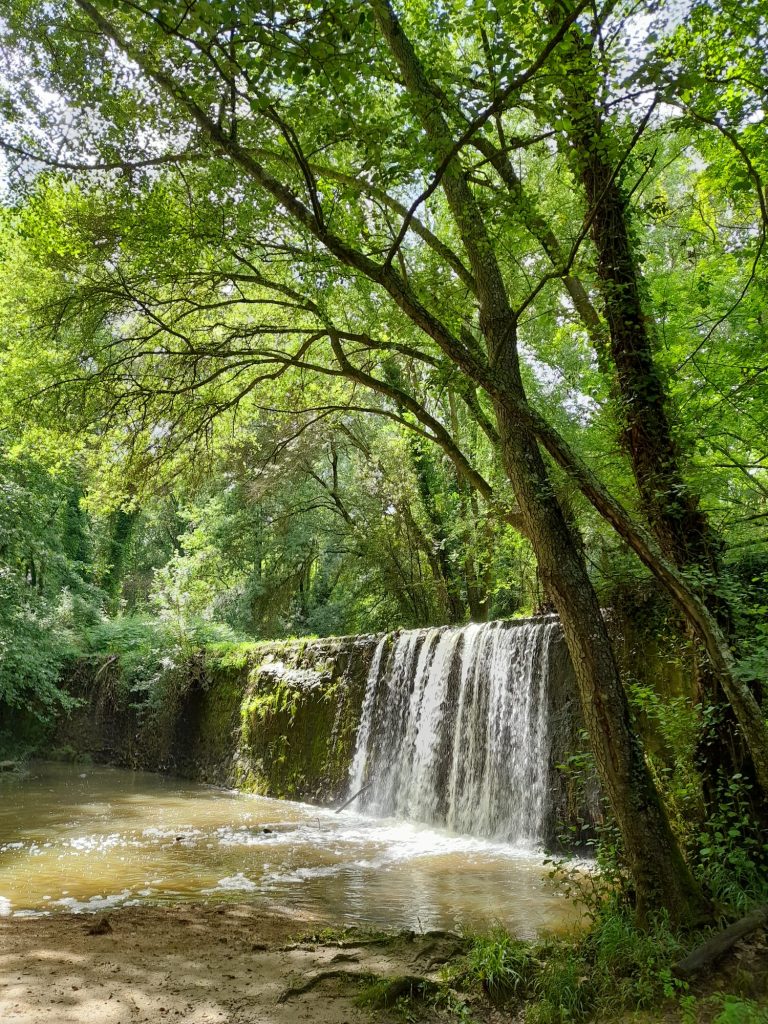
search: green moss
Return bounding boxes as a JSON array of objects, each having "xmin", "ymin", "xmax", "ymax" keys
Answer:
[
  {"xmin": 188, "ymin": 671, "xmax": 243, "ymax": 769},
  {"xmin": 205, "ymin": 641, "xmax": 267, "ymax": 670},
  {"xmin": 232, "ymin": 760, "xmax": 270, "ymax": 794},
  {"xmin": 55, "ymin": 633, "xmax": 376, "ymax": 802},
  {"xmin": 357, "ymin": 974, "xmax": 440, "ymax": 1009}
]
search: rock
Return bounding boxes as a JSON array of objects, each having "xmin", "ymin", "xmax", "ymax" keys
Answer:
[{"xmin": 0, "ymin": 761, "xmax": 18, "ymax": 772}]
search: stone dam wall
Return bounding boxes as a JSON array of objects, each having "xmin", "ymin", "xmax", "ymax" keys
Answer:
[
  {"xmin": 51, "ymin": 611, "xmax": 686, "ymax": 847},
  {"xmin": 57, "ymin": 634, "xmax": 381, "ymax": 805}
]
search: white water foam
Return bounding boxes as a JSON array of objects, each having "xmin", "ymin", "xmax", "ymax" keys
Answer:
[{"xmin": 347, "ymin": 619, "xmax": 559, "ymax": 844}]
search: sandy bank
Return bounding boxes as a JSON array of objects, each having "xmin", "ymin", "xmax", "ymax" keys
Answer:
[{"xmin": 0, "ymin": 902, "xmax": 458, "ymax": 1024}]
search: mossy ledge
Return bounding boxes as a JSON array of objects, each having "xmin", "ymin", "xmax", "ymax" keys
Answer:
[
  {"xmin": 56, "ymin": 634, "xmax": 382, "ymax": 803},
  {"xmin": 52, "ymin": 609, "xmax": 694, "ymax": 830}
]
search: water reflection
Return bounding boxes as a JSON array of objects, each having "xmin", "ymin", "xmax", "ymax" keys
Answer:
[{"xmin": 0, "ymin": 762, "xmax": 577, "ymax": 936}]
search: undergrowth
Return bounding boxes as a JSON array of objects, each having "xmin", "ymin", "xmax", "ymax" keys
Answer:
[
  {"xmin": 77, "ymin": 614, "xmax": 238, "ymax": 688},
  {"xmin": 444, "ymin": 905, "xmax": 687, "ymax": 1023},
  {"xmin": 695, "ymin": 775, "xmax": 768, "ymax": 914}
]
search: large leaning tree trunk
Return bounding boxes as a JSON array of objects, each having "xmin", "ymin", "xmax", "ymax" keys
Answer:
[
  {"xmin": 442, "ymin": 6, "xmax": 768, "ymax": 811},
  {"xmin": 492, "ymin": 362, "xmax": 706, "ymax": 923},
  {"xmin": 450, "ymin": 18, "xmax": 768, "ymax": 807},
  {"xmin": 370, "ymin": 0, "xmax": 706, "ymax": 924},
  {"xmin": 553, "ymin": 3, "xmax": 763, "ymax": 815}
]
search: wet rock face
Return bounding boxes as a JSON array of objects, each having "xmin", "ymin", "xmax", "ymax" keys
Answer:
[
  {"xmin": 222, "ymin": 636, "xmax": 382, "ymax": 802},
  {"xmin": 540, "ymin": 629, "xmax": 603, "ymax": 850}
]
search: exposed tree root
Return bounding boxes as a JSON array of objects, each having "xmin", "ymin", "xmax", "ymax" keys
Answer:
[
  {"xmin": 329, "ymin": 952, "xmax": 360, "ymax": 964},
  {"xmin": 358, "ymin": 974, "xmax": 442, "ymax": 1009},
  {"xmin": 411, "ymin": 939, "xmax": 465, "ymax": 970},
  {"xmin": 421, "ymin": 929, "xmax": 463, "ymax": 942},
  {"xmin": 277, "ymin": 968, "xmax": 373, "ymax": 1003},
  {"xmin": 278, "ymin": 929, "xmax": 414, "ymax": 951},
  {"xmin": 423, "ymin": 946, "xmax": 464, "ymax": 971}
]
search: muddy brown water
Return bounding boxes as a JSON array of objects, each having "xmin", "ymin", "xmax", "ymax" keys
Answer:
[{"xmin": 0, "ymin": 762, "xmax": 578, "ymax": 937}]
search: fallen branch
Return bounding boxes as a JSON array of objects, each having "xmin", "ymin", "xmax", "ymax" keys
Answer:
[
  {"xmin": 335, "ymin": 780, "xmax": 374, "ymax": 813},
  {"xmin": 673, "ymin": 905, "xmax": 768, "ymax": 979}
]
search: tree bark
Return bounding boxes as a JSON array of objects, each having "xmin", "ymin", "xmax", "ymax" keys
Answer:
[
  {"xmin": 524, "ymin": 400, "xmax": 768, "ymax": 797},
  {"xmin": 555, "ymin": 10, "xmax": 762, "ymax": 813},
  {"xmin": 492, "ymin": 378, "xmax": 707, "ymax": 923}
]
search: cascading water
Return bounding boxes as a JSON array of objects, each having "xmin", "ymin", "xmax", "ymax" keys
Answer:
[{"xmin": 347, "ymin": 618, "xmax": 560, "ymax": 846}]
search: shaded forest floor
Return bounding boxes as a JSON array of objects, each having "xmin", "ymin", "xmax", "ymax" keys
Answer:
[
  {"xmin": 0, "ymin": 903, "xmax": 765, "ymax": 1024},
  {"xmin": 0, "ymin": 903, "xmax": 461, "ymax": 1024}
]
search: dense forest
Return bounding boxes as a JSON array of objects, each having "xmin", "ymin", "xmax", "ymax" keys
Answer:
[{"xmin": 0, "ymin": 0, "xmax": 766, "ymax": 1021}]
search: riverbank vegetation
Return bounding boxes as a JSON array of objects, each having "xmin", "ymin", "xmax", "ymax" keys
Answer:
[{"xmin": 0, "ymin": 0, "xmax": 766, "ymax": 1017}]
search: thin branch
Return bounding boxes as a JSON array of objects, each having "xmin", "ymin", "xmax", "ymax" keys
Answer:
[
  {"xmin": 0, "ymin": 139, "xmax": 204, "ymax": 173},
  {"xmin": 380, "ymin": 0, "xmax": 591, "ymax": 269}
]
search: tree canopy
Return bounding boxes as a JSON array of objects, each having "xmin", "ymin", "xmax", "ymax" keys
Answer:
[{"xmin": 0, "ymin": 0, "xmax": 766, "ymax": 922}]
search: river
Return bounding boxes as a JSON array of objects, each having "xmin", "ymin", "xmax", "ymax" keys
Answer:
[{"xmin": 0, "ymin": 762, "xmax": 576, "ymax": 937}]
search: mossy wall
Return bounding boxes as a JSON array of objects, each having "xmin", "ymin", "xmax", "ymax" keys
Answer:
[
  {"xmin": 54, "ymin": 607, "xmax": 697, "ymax": 829},
  {"xmin": 56, "ymin": 634, "xmax": 380, "ymax": 804}
]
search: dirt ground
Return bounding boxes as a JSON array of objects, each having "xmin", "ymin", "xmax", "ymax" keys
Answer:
[
  {"xmin": 0, "ymin": 902, "xmax": 456, "ymax": 1024},
  {"xmin": 3, "ymin": 902, "xmax": 766, "ymax": 1024}
]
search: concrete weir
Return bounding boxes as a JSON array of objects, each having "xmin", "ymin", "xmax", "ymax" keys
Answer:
[{"xmin": 58, "ymin": 617, "xmax": 598, "ymax": 847}]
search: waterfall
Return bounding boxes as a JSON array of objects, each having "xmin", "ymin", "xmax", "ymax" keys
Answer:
[{"xmin": 347, "ymin": 618, "xmax": 560, "ymax": 845}]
